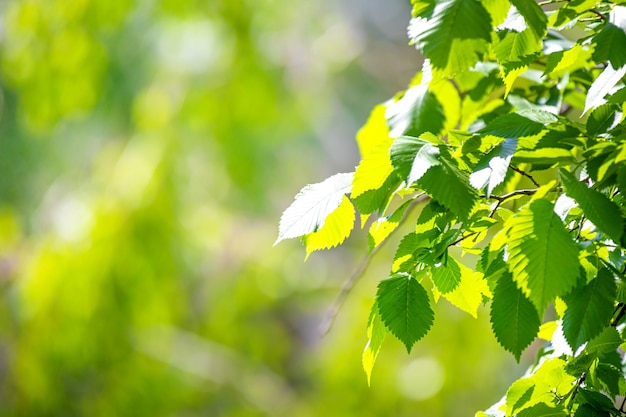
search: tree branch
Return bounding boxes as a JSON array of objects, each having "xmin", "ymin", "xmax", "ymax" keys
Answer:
[
  {"xmin": 509, "ymin": 165, "xmax": 540, "ymax": 187},
  {"xmin": 319, "ymin": 194, "xmax": 429, "ymax": 335}
]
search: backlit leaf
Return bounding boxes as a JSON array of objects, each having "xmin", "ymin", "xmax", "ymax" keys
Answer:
[
  {"xmin": 362, "ymin": 304, "xmax": 387, "ymax": 385},
  {"xmin": 276, "ymin": 173, "xmax": 354, "ymax": 244},
  {"xmin": 438, "ymin": 262, "xmax": 490, "ymax": 318},
  {"xmin": 505, "ymin": 199, "xmax": 580, "ymax": 313},
  {"xmin": 386, "ymin": 85, "xmax": 446, "ymax": 138},
  {"xmin": 304, "ymin": 196, "xmax": 356, "ymax": 256},
  {"xmin": 430, "ymin": 256, "xmax": 462, "ymax": 293}
]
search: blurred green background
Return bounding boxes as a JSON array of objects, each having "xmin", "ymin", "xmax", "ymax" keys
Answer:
[{"xmin": 0, "ymin": 0, "xmax": 529, "ymax": 415}]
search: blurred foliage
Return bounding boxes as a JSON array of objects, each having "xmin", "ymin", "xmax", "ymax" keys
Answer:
[{"xmin": 0, "ymin": 0, "xmax": 525, "ymax": 416}]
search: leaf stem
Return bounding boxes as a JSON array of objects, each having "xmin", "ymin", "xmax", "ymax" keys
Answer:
[{"xmin": 483, "ymin": 189, "xmax": 537, "ymax": 202}]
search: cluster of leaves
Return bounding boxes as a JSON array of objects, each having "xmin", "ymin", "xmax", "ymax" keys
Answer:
[{"xmin": 277, "ymin": 0, "xmax": 626, "ymax": 415}]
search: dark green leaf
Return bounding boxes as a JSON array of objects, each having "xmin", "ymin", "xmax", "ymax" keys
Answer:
[
  {"xmin": 560, "ymin": 169, "xmax": 624, "ymax": 243},
  {"xmin": 430, "ymin": 256, "xmax": 462, "ymax": 293},
  {"xmin": 418, "ymin": 163, "xmax": 479, "ymax": 220},
  {"xmin": 592, "ymin": 23, "xmax": 626, "ymax": 69},
  {"xmin": 490, "ymin": 271, "xmax": 541, "ymax": 361},
  {"xmin": 510, "ymin": 0, "xmax": 547, "ymax": 39},
  {"xmin": 376, "ymin": 273, "xmax": 434, "ymax": 353},
  {"xmin": 562, "ymin": 268, "xmax": 616, "ymax": 351},
  {"xmin": 386, "ymin": 86, "xmax": 446, "ymax": 138},
  {"xmin": 586, "ymin": 327, "xmax": 623, "ymax": 355},
  {"xmin": 409, "ymin": 0, "xmax": 492, "ymax": 74}
]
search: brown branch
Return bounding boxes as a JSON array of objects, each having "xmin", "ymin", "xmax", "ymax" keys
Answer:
[
  {"xmin": 319, "ymin": 194, "xmax": 429, "ymax": 335},
  {"xmin": 509, "ymin": 165, "xmax": 540, "ymax": 187},
  {"xmin": 482, "ymin": 189, "xmax": 537, "ymax": 202}
]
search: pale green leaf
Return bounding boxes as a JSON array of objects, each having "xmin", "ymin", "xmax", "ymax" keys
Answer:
[
  {"xmin": 560, "ymin": 169, "xmax": 624, "ymax": 243},
  {"xmin": 386, "ymin": 85, "xmax": 446, "ymax": 138},
  {"xmin": 544, "ymin": 44, "xmax": 592, "ymax": 76},
  {"xmin": 490, "ymin": 271, "xmax": 540, "ymax": 361},
  {"xmin": 368, "ymin": 200, "xmax": 412, "ymax": 250},
  {"xmin": 562, "ymin": 268, "xmax": 616, "ymax": 350},
  {"xmin": 439, "ymin": 262, "xmax": 490, "ymax": 317},
  {"xmin": 362, "ymin": 304, "xmax": 387, "ymax": 385},
  {"xmin": 304, "ymin": 196, "xmax": 355, "ymax": 256},
  {"xmin": 513, "ymin": 148, "xmax": 574, "ymax": 165},
  {"xmin": 517, "ymin": 403, "xmax": 567, "ymax": 417},
  {"xmin": 376, "ymin": 273, "xmax": 434, "ymax": 353},
  {"xmin": 505, "ymin": 199, "xmax": 580, "ymax": 313},
  {"xmin": 584, "ymin": 64, "xmax": 626, "ymax": 115},
  {"xmin": 352, "ymin": 138, "xmax": 394, "ymax": 198},
  {"xmin": 276, "ymin": 173, "xmax": 353, "ymax": 243}
]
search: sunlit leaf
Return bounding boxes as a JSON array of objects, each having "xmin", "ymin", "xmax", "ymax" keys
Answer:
[
  {"xmin": 276, "ymin": 172, "xmax": 354, "ymax": 243},
  {"xmin": 304, "ymin": 195, "xmax": 355, "ymax": 256},
  {"xmin": 362, "ymin": 304, "xmax": 387, "ymax": 385}
]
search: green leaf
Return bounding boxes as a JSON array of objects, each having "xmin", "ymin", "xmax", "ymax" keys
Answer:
[
  {"xmin": 592, "ymin": 23, "xmax": 626, "ymax": 69},
  {"xmin": 494, "ymin": 29, "xmax": 542, "ymax": 73},
  {"xmin": 352, "ymin": 173, "xmax": 401, "ymax": 216},
  {"xmin": 586, "ymin": 327, "xmax": 622, "ymax": 355},
  {"xmin": 517, "ymin": 403, "xmax": 567, "ymax": 417},
  {"xmin": 562, "ymin": 268, "xmax": 616, "ymax": 350},
  {"xmin": 479, "ymin": 112, "xmax": 546, "ymax": 138},
  {"xmin": 362, "ymin": 304, "xmax": 387, "ymax": 385},
  {"xmin": 438, "ymin": 262, "xmax": 491, "ymax": 318},
  {"xmin": 430, "ymin": 256, "xmax": 462, "ymax": 293},
  {"xmin": 490, "ymin": 271, "xmax": 541, "ymax": 361},
  {"xmin": 586, "ymin": 104, "xmax": 620, "ymax": 137},
  {"xmin": 409, "ymin": 0, "xmax": 493, "ymax": 74},
  {"xmin": 470, "ymin": 138, "xmax": 517, "ymax": 196},
  {"xmin": 304, "ymin": 196, "xmax": 355, "ymax": 256},
  {"xmin": 392, "ymin": 231, "xmax": 438, "ymax": 272},
  {"xmin": 368, "ymin": 200, "xmax": 413, "ymax": 250},
  {"xmin": 510, "ymin": 0, "xmax": 547, "ymax": 39},
  {"xmin": 544, "ymin": 44, "xmax": 592, "ymax": 76},
  {"xmin": 560, "ymin": 169, "xmax": 624, "ymax": 243},
  {"xmin": 276, "ymin": 172, "xmax": 354, "ymax": 244},
  {"xmin": 390, "ymin": 136, "xmax": 441, "ymax": 185},
  {"xmin": 513, "ymin": 148, "xmax": 574, "ymax": 165},
  {"xmin": 418, "ymin": 159, "xmax": 479, "ymax": 220},
  {"xmin": 505, "ymin": 199, "xmax": 580, "ymax": 313},
  {"xmin": 386, "ymin": 85, "xmax": 446, "ymax": 138},
  {"xmin": 376, "ymin": 273, "xmax": 434, "ymax": 353}
]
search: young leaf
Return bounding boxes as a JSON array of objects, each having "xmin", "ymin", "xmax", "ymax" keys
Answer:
[
  {"xmin": 409, "ymin": 0, "xmax": 493, "ymax": 74},
  {"xmin": 490, "ymin": 271, "xmax": 541, "ymax": 361},
  {"xmin": 418, "ymin": 161, "xmax": 479, "ymax": 220},
  {"xmin": 430, "ymin": 256, "xmax": 462, "ymax": 293},
  {"xmin": 362, "ymin": 304, "xmax": 387, "ymax": 385},
  {"xmin": 493, "ymin": 29, "xmax": 542, "ymax": 73},
  {"xmin": 386, "ymin": 85, "xmax": 445, "ymax": 138},
  {"xmin": 304, "ymin": 196, "xmax": 355, "ymax": 256},
  {"xmin": 562, "ymin": 268, "xmax": 616, "ymax": 351},
  {"xmin": 276, "ymin": 172, "xmax": 354, "ymax": 244},
  {"xmin": 506, "ymin": 199, "xmax": 580, "ymax": 313},
  {"xmin": 560, "ymin": 169, "xmax": 624, "ymax": 243},
  {"xmin": 376, "ymin": 273, "xmax": 434, "ymax": 353}
]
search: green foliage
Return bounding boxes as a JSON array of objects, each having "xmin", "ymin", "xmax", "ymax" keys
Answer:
[{"xmin": 278, "ymin": 0, "xmax": 626, "ymax": 415}]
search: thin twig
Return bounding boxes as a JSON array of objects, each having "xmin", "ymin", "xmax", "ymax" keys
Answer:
[
  {"xmin": 319, "ymin": 195, "xmax": 429, "ymax": 335},
  {"xmin": 589, "ymin": 8, "xmax": 607, "ymax": 20},
  {"xmin": 482, "ymin": 189, "xmax": 537, "ymax": 202},
  {"xmin": 509, "ymin": 166, "xmax": 540, "ymax": 187},
  {"xmin": 448, "ymin": 232, "xmax": 479, "ymax": 247}
]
